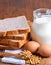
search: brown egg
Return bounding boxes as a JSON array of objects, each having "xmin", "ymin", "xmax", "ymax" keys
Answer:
[
  {"xmin": 23, "ymin": 41, "xmax": 40, "ymax": 53},
  {"xmin": 37, "ymin": 44, "xmax": 51, "ymax": 57}
]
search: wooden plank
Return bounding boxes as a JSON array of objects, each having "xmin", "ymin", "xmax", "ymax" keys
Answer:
[{"xmin": 0, "ymin": 0, "xmax": 51, "ymax": 21}]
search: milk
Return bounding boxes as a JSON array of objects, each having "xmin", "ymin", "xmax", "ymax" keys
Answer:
[{"xmin": 31, "ymin": 16, "xmax": 51, "ymax": 46}]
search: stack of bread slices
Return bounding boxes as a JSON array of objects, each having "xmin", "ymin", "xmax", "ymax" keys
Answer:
[{"xmin": 0, "ymin": 16, "xmax": 30, "ymax": 50}]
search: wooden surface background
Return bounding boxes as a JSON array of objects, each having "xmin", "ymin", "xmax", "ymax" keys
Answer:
[
  {"xmin": 0, "ymin": 0, "xmax": 51, "ymax": 21},
  {"xmin": 0, "ymin": 0, "xmax": 51, "ymax": 65}
]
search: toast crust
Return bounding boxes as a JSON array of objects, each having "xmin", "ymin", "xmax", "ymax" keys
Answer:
[
  {"xmin": 0, "ymin": 34, "xmax": 27, "ymax": 40},
  {"xmin": 0, "ymin": 39, "xmax": 26, "ymax": 49},
  {"xmin": 0, "ymin": 45, "xmax": 19, "ymax": 50},
  {"xmin": 0, "ymin": 28, "xmax": 30, "ymax": 37}
]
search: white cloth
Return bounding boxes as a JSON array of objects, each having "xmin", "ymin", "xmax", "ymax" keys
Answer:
[
  {"xmin": 2, "ymin": 49, "xmax": 25, "ymax": 65},
  {"xmin": 2, "ymin": 57, "xmax": 25, "ymax": 65},
  {"xmin": 5, "ymin": 48, "xmax": 23, "ymax": 54}
]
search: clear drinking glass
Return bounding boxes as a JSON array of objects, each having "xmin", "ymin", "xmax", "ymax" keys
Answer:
[{"xmin": 33, "ymin": 8, "xmax": 51, "ymax": 20}]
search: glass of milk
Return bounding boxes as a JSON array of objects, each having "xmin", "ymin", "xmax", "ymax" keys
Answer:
[{"xmin": 31, "ymin": 8, "xmax": 51, "ymax": 46}]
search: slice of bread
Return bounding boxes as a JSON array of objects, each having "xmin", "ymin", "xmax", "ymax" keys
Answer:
[
  {"xmin": 0, "ymin": 16, "xmax": 30, "ymax": 36},
  {"xmin": 0, "ymin": 34, "xmax": 27, "ymax": 40},
  {"xmin": 0, "ymin": 45, "xmax": 20, "ymax": 50},
  {"xmin": 0, "ymin": 45, "xmax": 8, "ymax": 50},
  {"xmin": 0, "ymin": 39, "xmax": 26, "ymax": 49}
]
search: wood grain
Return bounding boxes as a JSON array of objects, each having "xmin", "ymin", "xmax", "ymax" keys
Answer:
[{"xmin": 0, "ymin": 0, "xmax": 51, "ymax": 21}]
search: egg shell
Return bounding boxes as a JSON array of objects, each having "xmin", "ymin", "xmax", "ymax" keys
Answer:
[
  {"xmin": 23, "ymin": 41, "xmax": 40, "ymax": 53},
  {"xmin": 37, "ymin": 44, "xmax": 51, "ymax": 57}
]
